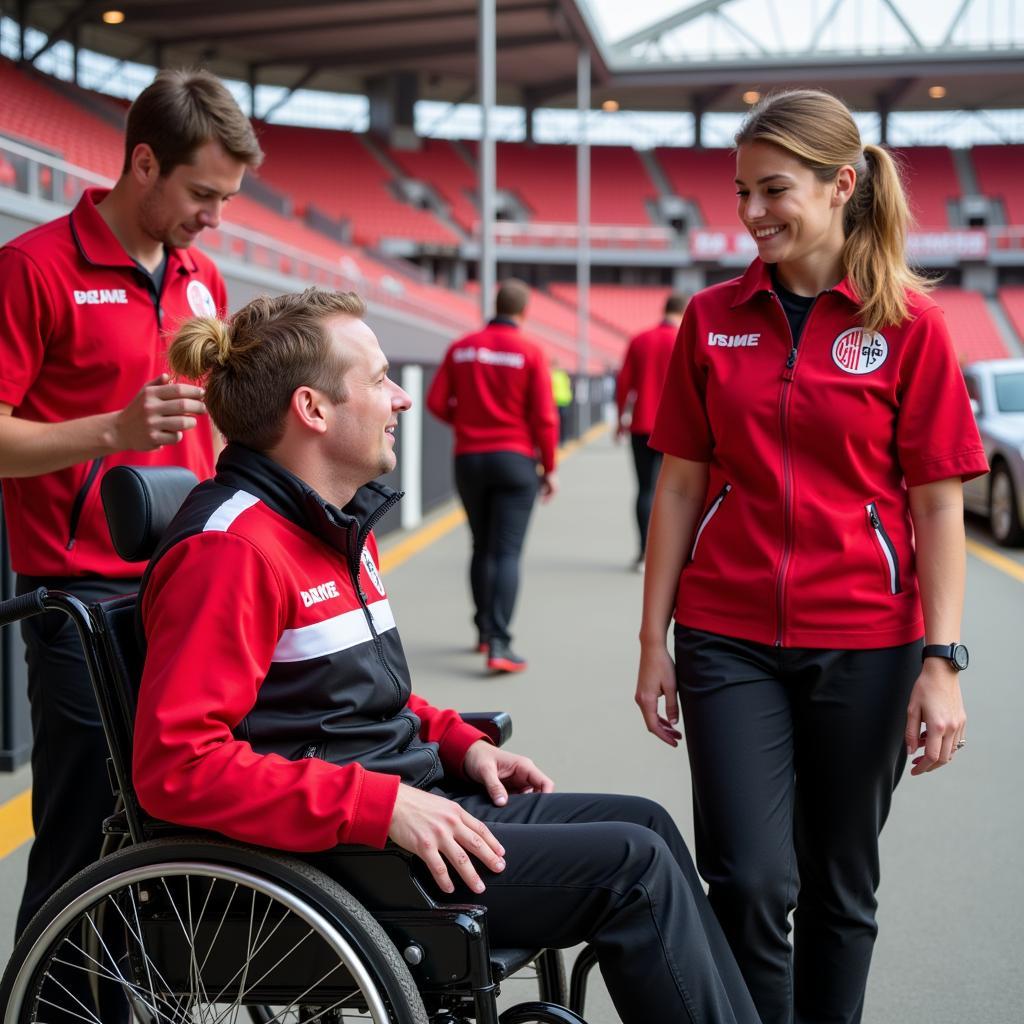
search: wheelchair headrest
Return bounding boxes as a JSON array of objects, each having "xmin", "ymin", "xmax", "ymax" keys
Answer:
[{"xmin": 101, "ymin": 465, "xmax": 199, "ymax": 563}]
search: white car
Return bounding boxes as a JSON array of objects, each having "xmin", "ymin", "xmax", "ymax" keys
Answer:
[{"xmin": 962, "ymin": 359, "xmax": 1024, "ymax": 546}]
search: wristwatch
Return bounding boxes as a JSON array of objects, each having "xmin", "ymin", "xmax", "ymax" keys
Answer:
[{"xmin": 922, "ymin": 643, "xmax": 969, "ymax": 672}]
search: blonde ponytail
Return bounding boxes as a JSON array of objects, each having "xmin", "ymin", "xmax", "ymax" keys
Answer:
[
  {"xmin": 842, "ymin": 144, "xmax": 933, "ymax": 333},
  {"xmin": 168, "ymin": 316, "xmax": 232, "ymax": 381}
]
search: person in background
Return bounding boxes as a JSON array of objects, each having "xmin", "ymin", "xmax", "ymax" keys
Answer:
[
  {"xmin": 426, "ymin": 279, "xmax": 558, "ymax": 674},
  {"xmin": 615, "ymin": 293, "xmax": 687, "ymax": 570},
  {"xmin": 635, "ymin": 89, "xmax": 987, "ymax": 1024},
  {"xmin": 0, "ymin": 68, "xmax": 262, "ymax": 937},
  {"xmin": 550, "ymin": 358, "xmax": 574, "ymax": 444}
]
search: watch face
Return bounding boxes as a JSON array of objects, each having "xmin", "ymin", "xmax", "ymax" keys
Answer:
[{"xmin": 952, "ymin": 644, "xmax": 970, "ymax": 671}]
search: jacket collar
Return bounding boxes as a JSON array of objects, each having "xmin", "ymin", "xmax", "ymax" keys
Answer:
[
  {"xmin": 729, "ymin": 257, "xmax": 860, "ymax": 308},
  {"xmin": 70, "ymin": 187, "xmax": 199, "ymax": 276},
  {"xmin": 214, "ymin": 443, "xmax": 402, "ymax": 559},
  {"xmin": 488, "ymin": 315, "xmax": 520, "ymax": 328}
]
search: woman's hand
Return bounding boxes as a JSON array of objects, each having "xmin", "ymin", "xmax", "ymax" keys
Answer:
[
  {"xmin": 904, "ymin": 659, "xmax": 967, "ymax": 775},
  {"xmin": 635, "ymin": 642, "xmax": 683, "ymax": 747}
]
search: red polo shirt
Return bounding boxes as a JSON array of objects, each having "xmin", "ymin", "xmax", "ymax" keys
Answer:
[
  {"xmin": 426, "ymin": 320, "xmax": 559, "ymax": 474},
  {"xmin": 650, "ymin": 259, "xmax": 988, "ymax": 649},
  {"xmin": 0, "ymin": 188, "xmax": 223, "ymax": 577},
  {"xmin": 616, "ymin": 321, "xmax": 679, "ymax": 435}
]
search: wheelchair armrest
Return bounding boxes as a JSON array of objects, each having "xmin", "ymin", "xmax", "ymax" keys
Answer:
[{"xmin": 460, "ymin": 711, "xmax": 512, "ymax": 747}]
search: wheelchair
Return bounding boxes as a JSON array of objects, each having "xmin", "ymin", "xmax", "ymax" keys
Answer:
[{"xmin": 0, "ymin": 466, "xmax": 600, "ymax": 1024}]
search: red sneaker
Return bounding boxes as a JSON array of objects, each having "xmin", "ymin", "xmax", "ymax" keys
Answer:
[{"xmin": 486, "ymin": 640, "xmax": 527, "ymax": 673}]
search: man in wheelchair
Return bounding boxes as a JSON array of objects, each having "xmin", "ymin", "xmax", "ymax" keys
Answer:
[{"xmin": 128, "ymin": 287, "xmax": 758, "ymax": 1024}]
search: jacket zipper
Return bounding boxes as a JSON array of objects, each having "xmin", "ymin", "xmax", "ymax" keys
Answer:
[
  {"xmin": 690, "ymin": 483, "xmax": 732, "ymax": 561},
  {"xmin": 348, "ymin": 494, "xmax": 405, "ymax": 713},
  {"xmin": 772, "ymin": 292, "xmax": 819, "ymax": 646},
  {"xmin": 865, "ymin": 502, "xmax": 902, "ymax": 594},
  {"xmin": 66, "ymin": 457, "xmax": 105, "ymax": 550}
]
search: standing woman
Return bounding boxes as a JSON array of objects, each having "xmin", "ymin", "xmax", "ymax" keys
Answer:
[{"xmin": 635, "ymin": 90, "xmax": 988, "ymax": 1024}]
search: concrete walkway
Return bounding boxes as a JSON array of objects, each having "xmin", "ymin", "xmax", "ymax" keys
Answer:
[{"xmin": 1, "ymin": 427, "xmax": 1022, "ymax": 1022}]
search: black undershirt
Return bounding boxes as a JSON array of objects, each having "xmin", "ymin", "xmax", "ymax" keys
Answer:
[
  {"xmin": 770, "ymin": 268, "xmax": 815, "ymax": 347},
  {"xmin": 133, "ymin": 249, "xmax": 169, "ymax": 304}
]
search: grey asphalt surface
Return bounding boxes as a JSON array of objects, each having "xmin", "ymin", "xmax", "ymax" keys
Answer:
[{"xmin": 1, "ymin": 429, "xmax": 1021, "ymax": 1022}]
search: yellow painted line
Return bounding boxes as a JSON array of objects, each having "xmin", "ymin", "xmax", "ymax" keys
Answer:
[
  {"xmin": 0, "ymin": 788, "xmax": 32, "ymax": 860},
  {"xmin": 0, "ymin": 421, "xmax": 614, "ymax": 858},
  {"xmin": 967, "ymin": 537, "xmax": 1024, "ymax": 583},
  {"xmin": 380, "ymin": 505, "xmax": 468, "ymax": 574}
]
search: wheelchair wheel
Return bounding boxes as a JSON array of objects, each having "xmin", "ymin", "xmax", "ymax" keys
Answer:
[{"xmin": 0, "ymin": 837, "xmax": 427, "ymax": 1024}]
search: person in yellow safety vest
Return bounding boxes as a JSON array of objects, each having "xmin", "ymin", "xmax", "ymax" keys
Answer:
[{"xmin": 550, "ymin": 360, "xmax": 574, "ymax": 444}]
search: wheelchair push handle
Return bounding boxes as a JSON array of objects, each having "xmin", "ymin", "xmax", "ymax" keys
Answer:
[{"xmin": 0, "ymin": 586, "xmax": 48, "ymax": 628}]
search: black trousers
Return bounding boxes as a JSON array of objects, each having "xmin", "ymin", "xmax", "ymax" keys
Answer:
[
  {"xmin": 674, "ymin": 626, "xmax": 922, "ymax": 1024},
  {"xmin": 454, "ymin": 451, "xmax": 539, "ymax": 645},
  {"xmin": 14, "ymin": 574, "xmax": 139, "ymax": 938},
  {"xmin": 629, "ymin": 433, "xmax": 662, "ymax": 558},
  {"xmin": 330, "ymin": 792, "xmax": 759, "ymax": 1024}
]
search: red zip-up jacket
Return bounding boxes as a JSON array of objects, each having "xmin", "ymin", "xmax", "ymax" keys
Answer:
[
  {"xmin": 134, "ymin": 444, "xmax": 487, "ymax": 852},
  {"xmin": 616, "ymin": 321, "xmax": 679, "ymax": 435},
  {"xmin": 650, "ymin": 259, "xmax": 988, "ymax": 649},
  {"xmin": 426, "ymin": 319, "xmax": 559, "ymax": 473},
  {"xmin": 0, "ymin": 189, "xmax": 221, "ymax": 577}
]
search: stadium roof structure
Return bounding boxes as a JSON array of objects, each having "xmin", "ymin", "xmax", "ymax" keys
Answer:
[{"xmin": 11, "ymin": 0, "xmax": 1024, "ymax": 118}]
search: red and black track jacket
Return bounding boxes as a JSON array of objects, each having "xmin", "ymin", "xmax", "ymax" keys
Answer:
[
  {"xmin": 426, "ymin": 318, "xmax": 559, "ymax": 473},
  {"xmin": 616, "ymin": 321, "xmax": 679, "ymax": 436},
  {"xmin": 133, "ymin": 443, "xmax": 487, "ymax": 852},
  {"xmin": 650, "ymin": 259, "xmax": 989, "ymax": 649}
]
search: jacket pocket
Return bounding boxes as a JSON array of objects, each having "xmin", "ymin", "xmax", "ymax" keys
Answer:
[
  {"xmin": 865, "ymin": 501, "xmax": 902, "ymax": 595},
  {"xmin": 66, "ymin": 457, "xmax": 105, "ymax": 551},
  {"xmin": 690, "ymin": 483, "xmax": 732, "ymax": 562}
]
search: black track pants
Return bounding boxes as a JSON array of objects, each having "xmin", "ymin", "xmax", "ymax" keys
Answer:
[
  {"xmin": 629, "ymin": 433, "xmax": 662, "ymax": 558},
  {"xmin": 14, "ymin": 575, "xmax": 139, "ymax": 938},
  {"xmin": 674, "ymin": 626, "xmax": 921, "ymax": 1024},
  {"xmin": 454, "ymin": 451, "xmax": 539, "ymax": 645},
  {"xmin": 430, "ymin": 792, "xmax": 760, "ymax": 1024}
]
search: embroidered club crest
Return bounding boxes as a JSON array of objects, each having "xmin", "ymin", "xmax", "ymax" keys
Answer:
[
  {"xmin": 186, "ymin": 280, "xmax": 218, "ymax": 317},
  {"xmin": 831, "ymin": 328, "xmax": 888, "ymax": 375},
  {"xmin": 361, "ymin": 548, "xmax": 386, "ymax": 597}
]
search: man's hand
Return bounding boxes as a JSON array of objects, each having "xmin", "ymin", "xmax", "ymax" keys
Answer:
[
  {"xmin": 462, "ymin": 741, "xmax": 555, "ymax": 806},
  {"xmin": 387, "ymin": 784, "xmax": 506, "ymax": 894},
  {"xmin": 539, "ymin": 471, "xmax": 559, "ymax": 503},
  {"xmin": 904, "ymin": 660, "xmax": 967, "ymax": 776},
  {"xmin": 113, "ymin": 374, "xmax": 207, "ymax": 451}
]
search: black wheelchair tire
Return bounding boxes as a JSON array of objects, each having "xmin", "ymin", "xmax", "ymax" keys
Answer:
[{"xmin": 0, "ymin": 836, "xmax": 428, "ymax": 1024}]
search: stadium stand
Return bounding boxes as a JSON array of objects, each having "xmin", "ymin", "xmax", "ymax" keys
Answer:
[
  {"xmin": 550, "ymin": 283, "xmax": 674, "ymax": 336},
  {"xmin": 387, "ymin": 138, "xmax": 479, "ymax": 235},
  {"xmin": 653, "ymin": 147, "xmax": 738, "ymax": 228},
  {"xmin": 464, "ymin": 280, "xmax": 626, "ymax": 366},
  {"xmin": 254, "ymin": 123, "xmax": 460, "ymax": 248},
  {"xmin": 998, "ymin": 287, "xmax": 1024, "ymax": 346},
  {"xmin": 893, "ymin": 146, "xmax": 960, "ymax": 228},
  {"xmin": 465, "ymin": 141, "xmax": 660, "ymax": 227},
  {"xmin": 972, "ymin": 145, "xmax": 1024, "ymax": 226},
  {"xmin": 933, "ymin": 288, "xmax": 1010, "ymax": 362},
  {"xmin": 0, "ymin": 58, "xmax": 122, "ymax": 180},
  {"xmin": 2, "ymin": 56, "xmax": 1019, "ymax": 375}
]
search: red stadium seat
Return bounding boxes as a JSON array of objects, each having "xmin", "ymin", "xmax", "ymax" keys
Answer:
[
  {"xmin": 933, "ymin": 288, "xmax": 1010, "ymax": 363},
  {"xmin": 972, "ymin": 145, "xmax": 1024, "ymax": 226}
]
